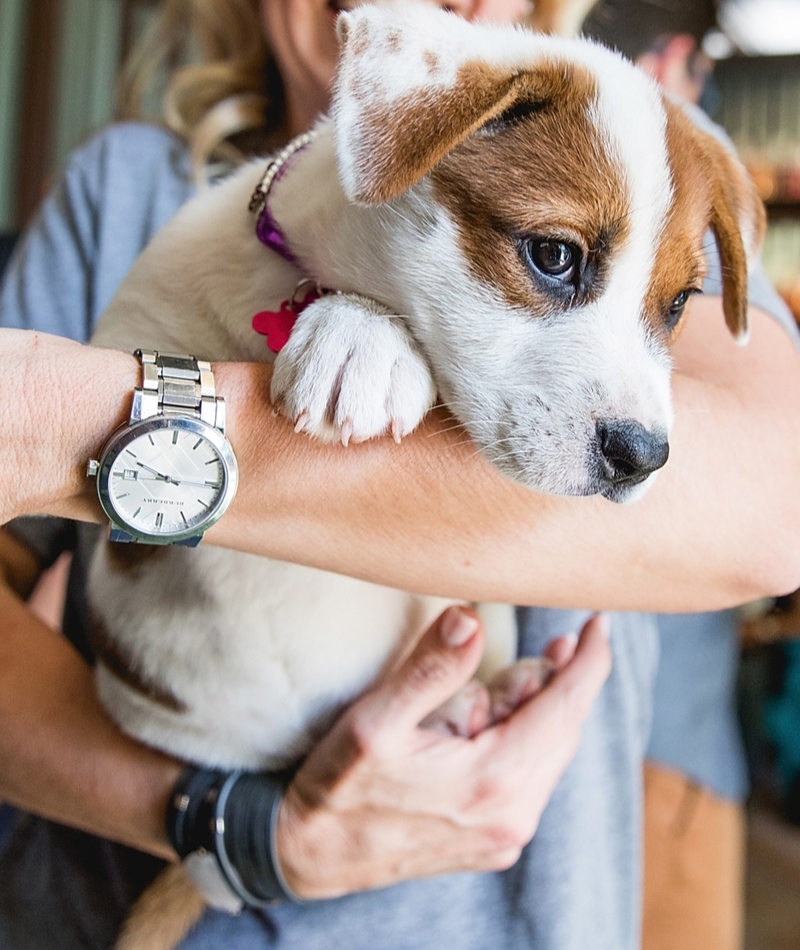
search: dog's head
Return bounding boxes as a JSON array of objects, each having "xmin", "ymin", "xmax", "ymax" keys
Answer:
[{"xmin": 332, "ymin": 2, "xmax": 765, "ymax": 502}]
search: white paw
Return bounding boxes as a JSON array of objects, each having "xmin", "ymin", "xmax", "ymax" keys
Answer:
[{"xmin": 271, "ymin": 293, "xmax": 436, "ymax": 445}]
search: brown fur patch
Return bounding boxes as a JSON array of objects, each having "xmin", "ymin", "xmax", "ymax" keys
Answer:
[
  {"xmin": 386, "ymin": 28, "xmax": 402, "ymax": 53},
  {"xmin": 115, "ymin": 863, "xmax": 206, "ymax": 950},
  {"xmin": 650, "ymin": 100, "xmax": 766, "ymax": 342},
  {"xmin": 430, "ymin": 59, "xmax": 630, "ymax": 313},
  {"xmin": 423, "ymin": 50, "xmax": 440, "ymax": 74},
  {"xmin": 351, "ymin": 61, "xmax": 532, "ymax": 204},
  {"xmin": 90, "ymin": 613, "xmax": 187, "ymax": 714},
  {"xmin": 348, "ymin": 20, "xmax": 370, "ymax": 57},
  {"xmin": 643, "ymin": 102, "xmax": 713, "ymax": 341}
]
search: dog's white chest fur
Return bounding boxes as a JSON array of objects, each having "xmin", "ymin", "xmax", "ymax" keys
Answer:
[{"xmin": 90, "ymin": 543, "xmax": 450, "ymax": 768}]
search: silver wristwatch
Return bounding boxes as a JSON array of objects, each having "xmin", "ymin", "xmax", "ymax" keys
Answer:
[{"xmin": 87, "ymin": 351, "xmax": 238, "ymax": 546}]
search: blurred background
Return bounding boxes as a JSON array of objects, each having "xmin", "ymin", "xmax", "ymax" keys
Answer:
[{"xmin": 1, "ymin": 1, "xmax": 799, "ymax": 948}]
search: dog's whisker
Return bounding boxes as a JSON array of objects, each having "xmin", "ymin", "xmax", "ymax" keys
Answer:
[{"xmin": 427, "ymin": 419, "xmax": 469, "ymax": 437}]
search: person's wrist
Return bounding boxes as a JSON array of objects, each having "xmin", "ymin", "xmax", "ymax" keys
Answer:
[
  {"xmin": 1, "ymin": 332, "xmax": 139, "ymax": 521},
  {"xmin": 166, "ymin": 765, "xmax": 302, "ymax": 909},
  {"xmin": 272, "ymin": 778, "xmax": 335, "ymax": 900}
]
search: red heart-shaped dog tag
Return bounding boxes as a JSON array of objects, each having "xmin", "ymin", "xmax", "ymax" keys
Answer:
[
  {"xmin": 252, "ymin": 301, "xmax": 298, "ymax": 354},
  {"xmin": 252, "ymin": 290, "xmax": 321, "ymax": 354}
]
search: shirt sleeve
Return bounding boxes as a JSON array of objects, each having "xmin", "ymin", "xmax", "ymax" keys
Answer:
[
  {"xmin": 0, "ymin": 143, "xmax": 102, "ymax": 344},
  {"xmin": 0, "ymin": 123, "xmax": 194, "ymax": 344},
  {"xmin": 0, "ymin": 125, "xmax": 194, "ymax": 563}
]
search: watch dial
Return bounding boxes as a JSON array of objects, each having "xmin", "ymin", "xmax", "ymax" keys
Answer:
[{"xmin": 106, "ymin": 427, "xmax": 226, "ymax": 538}]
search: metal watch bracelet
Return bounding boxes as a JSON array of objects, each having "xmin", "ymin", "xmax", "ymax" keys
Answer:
[{"xmin": 131, "ymin": 350, "xmax": 227, "ymax": 432}]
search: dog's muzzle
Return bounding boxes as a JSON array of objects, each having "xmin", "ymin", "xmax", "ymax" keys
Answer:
[{"xmin": 595, "ymin": 419, "xmax": 669, "ymax": 502}]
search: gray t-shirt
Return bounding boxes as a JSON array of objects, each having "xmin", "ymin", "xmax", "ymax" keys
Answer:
[{"xmin": 0, "ymin": 121, "xmax": 793, "ymax": 949}]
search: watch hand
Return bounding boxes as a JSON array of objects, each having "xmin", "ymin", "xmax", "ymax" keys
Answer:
[
  {"xmin": 136, "ymin": 461, "xmax": 179, "ymax": 484},
  {"xmin": 166, "ymin": 478, "xmax": 222, "ymax": 490},
  {"xmin": 132, "ymin": 471, "xmax": 219, "ymax": 491}
]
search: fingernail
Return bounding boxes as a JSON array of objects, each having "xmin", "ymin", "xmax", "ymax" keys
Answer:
[
  {"xmin": 561, "ymin": 632, "xmax": 578, "ymax": 650},
  {"xmin": 595, "ymin": 613, "xmax": 611, "ymax": 641},
  {"xmin": 441, "ymin": 608, "xmax": 478, "ymax": 647}
]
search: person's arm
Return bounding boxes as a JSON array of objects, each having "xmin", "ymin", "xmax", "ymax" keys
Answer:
[
  {"xmin": 0, "ymin": 518, "xmax": 611, "ymax": 882},
  {"xmin": 211, "ymin": 297, "xmax": 800, "ymax": 613},
  {"xmin": 0, "ymin": 528, "xmax": 182, "ymax": 858},
  {"xmin": 4, "ymin": 295, "xmax": 800, "ymax": 612}
]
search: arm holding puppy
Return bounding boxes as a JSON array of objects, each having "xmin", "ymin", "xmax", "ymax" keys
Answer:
[
  {"xmin": 212, "ymin": 298, "xmax": 800, "ymax": 612},
  {"xmin": 0, "ymin": 515, "xmax": 609, "ymax": 887},
  {"xmin": 4, "ymin": 295, "xmax": 800, "ymax": 612}
]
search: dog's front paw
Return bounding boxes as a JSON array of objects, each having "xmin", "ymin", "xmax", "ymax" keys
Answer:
[
  {"xmin": 271, "ymin": 293, "xmax": 436, "ymax": 444},
  {"xmin": 487, "ymin": 658, "xmax": 556, "ymax": 723}
]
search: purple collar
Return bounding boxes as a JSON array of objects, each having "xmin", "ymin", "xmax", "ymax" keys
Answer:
[{"xmin": 249, "ymin": 129, "xmax": 320, "ymax": 265}]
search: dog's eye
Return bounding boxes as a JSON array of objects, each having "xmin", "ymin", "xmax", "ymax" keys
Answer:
[
  {"xmin": 523, "ymin": 238, "xmax": 580, "ymax": 283},
  {"xmin": 665, "ymin": 289, "xmax": 696, "ymax": 330}
]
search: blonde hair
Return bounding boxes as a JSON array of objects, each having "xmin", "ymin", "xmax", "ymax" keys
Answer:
[{"xmin": 117, "ymin": 0, "xmax": 283, "ymax": 181}]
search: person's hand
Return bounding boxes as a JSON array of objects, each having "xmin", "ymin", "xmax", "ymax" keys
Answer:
[{"xmin": 276, "ymin": 606, "xmax": 612, "ymax": 898}]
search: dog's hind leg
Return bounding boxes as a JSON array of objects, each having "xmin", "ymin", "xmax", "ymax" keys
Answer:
[{"xmin": 115, "ymin": 863, "xmax": 207, "ymax": 950}]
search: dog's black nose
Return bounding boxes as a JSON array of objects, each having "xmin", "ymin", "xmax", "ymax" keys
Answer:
[{"xmin": 596, "ymin": 420, "xmax": 669, "ymax": 485}]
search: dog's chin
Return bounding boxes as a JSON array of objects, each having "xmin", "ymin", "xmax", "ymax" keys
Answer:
[
  {"xmin": 479, "ymin": 439, "xmax": 662, "ymax": 503},
  {"xmin": 598, "ymin": 471, "xmax": 659, "ymax": 505},
  {"xmin": 484, "ymin": 456, "xmax": 659, "ymax": 504},
  {"xmin": 488, "ymin": 455, "xmax": 597, "ymax": 498}
]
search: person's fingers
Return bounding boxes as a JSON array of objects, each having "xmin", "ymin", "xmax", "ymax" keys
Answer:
[
  {"xmin": 543, "ymin": 631, "xmax": 578, "ymax": 669},
  {"xmin": 501, "ymin": 613, "xmax": 612, "ymax": 743},
  {"xmin": 544, "ymin": 613, "xmax": 611, "ymax": 714},
  {"xmin": 359, "ymin": 606, "xmax": 486, "ymax": 735}
]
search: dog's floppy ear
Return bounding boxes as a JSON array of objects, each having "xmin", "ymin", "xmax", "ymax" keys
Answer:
[
  {"xmin": 705, "ymin": 137, "xmax": 766, "ymax": 344},
  {"xmin": 333, "ymin": 1, "xmax": 557, "ymax": 204},
  {"xmin": 686, "ymin": 119, "xmax": 766, "ymax": 345}
]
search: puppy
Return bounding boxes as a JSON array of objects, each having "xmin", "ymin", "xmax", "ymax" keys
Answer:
[{"xmin": 88, "ymin": 2, "xmax": 765, "ymax": 946}]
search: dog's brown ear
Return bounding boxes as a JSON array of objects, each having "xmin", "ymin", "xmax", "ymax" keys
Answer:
[
  {"xmin": 700, "ymin": 130, "xmax": 766, "ymax": 344},
  {"xmin": 333, "ymin": 2, "xmax": 561, "ymax": 204}
]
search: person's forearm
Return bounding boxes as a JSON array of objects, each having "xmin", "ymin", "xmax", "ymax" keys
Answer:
[
  {"xmin": 208, "ymin": 299, "xmax": 800, "ymax": 611},
  {"xmin": 0, "ymin": 581, "xmax": 181, "ymax": 858},
  {"xmin": 1, "ymin": 330, "xmax": 137, "ymax": 527},
  {"xmin": 5, "ymin": 298, "xmax": 800, "ymax": 612}
]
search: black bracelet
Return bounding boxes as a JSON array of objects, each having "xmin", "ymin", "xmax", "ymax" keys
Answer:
[{"xmin": 166, "ymin": 765, "xmax": 300, "ymax": 907}]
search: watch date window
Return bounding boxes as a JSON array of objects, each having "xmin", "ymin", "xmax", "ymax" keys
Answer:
[{"xmin": 123, "ymin": 469, "xmax": 138, "ymax": 481}]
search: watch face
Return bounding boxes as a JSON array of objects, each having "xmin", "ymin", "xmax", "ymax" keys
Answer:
[{"xmin": 97, "ymin": 417, "xmax": 238, "ymax": 543}]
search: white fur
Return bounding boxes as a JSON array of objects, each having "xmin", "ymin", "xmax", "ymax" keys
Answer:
[
  {"xmin": 88, "ymin": 3, "xmax": 722, "ymax": 768},
  {"xmin": 91, "ymin": 543, "xmax": 450, "ymax": 768},
  {"xmin": 271, "ymin": 293, "xmax": 436, "ymax": 442}
]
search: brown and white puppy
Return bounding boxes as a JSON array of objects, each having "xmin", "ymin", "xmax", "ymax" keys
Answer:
[{"xmin": 88, "ymin": 2, "xmax": 764, "ymax": 946}]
